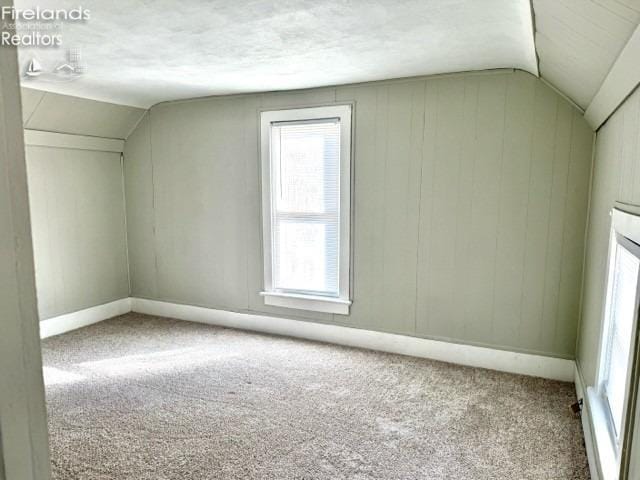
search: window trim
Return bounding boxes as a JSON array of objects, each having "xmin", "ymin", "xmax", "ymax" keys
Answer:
[
  {"xmin": 588, "ymin": 208, "xmax": 640, "ymax": 480},
  {"xmin": 600, "ymin": 233, "xmax": 640, "ymax": 438},
  {"xmin": 259, "ymin": 105, "xmax": 352, "ymax": 315}
]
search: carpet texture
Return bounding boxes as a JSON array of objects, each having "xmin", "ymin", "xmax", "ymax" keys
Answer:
[{"xmin": 42, "ymin": 313, "xmax": 590, "ymax": 479}]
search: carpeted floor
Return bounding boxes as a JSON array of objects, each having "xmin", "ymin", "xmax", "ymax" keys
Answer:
[{"xmin": 42, "ymin": 313, "xmax": 590, "ymax": 479}]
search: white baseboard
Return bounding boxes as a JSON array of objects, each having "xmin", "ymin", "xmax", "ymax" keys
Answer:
[
  {"xmin": 40, "ymin": 297, "xmax": 576, "ymax": 381},
  {"xmin": 575, "ymin": 364, "xmax": 601, "ymax": 480},
  {"xmin": 131, "ymin": 298, "xmax": 575, "ymax": 381},
  {"xmin": 39, "ymin": 298, "xmax": 132, "ymax": 339}
]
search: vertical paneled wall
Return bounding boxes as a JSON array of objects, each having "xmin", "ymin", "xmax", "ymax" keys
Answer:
[
  {"xmin": 21, "ymin": 88, "xmax": 145, "ymax": 321},
  {"xmin": 26, "ymin": 146, "xmax": 129, "ymax": 320},
  {"xmin": 125, "ymin": 70, "xmax": 593, "ymax": 358},
  {"xmin": 578, "ymin": 85, "xmax": 640, "ymax": 385}
]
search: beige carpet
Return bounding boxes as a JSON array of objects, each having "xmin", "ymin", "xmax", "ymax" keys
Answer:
[{"xmin": 42, "ymin": 313, "xmax": 589, "ymax": 479}]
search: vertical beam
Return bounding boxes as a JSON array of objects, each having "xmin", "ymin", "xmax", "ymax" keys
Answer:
[{"xmin": 0, "ymin": 1, "xmax": 51, "ymax": 478}]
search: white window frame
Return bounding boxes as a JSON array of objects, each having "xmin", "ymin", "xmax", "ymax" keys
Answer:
[
  {"xmin": 259, "ymin": 105, "xmax": 352, "ymax": 315},
  {"xmin": 587, "ymin": 208, "xmax": 640, "ymax": 480}
]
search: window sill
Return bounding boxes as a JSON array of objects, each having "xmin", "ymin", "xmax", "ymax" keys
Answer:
[
  {"xmin": 586, "ymin": 387, "xmax": 620, "ymax": 480},
  {"xmin": 260, "ymin": 291, "xmax": 351, "ymax": 315}
]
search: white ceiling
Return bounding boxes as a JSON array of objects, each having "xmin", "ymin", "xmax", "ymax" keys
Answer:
[
  {"xmin": 16, "ymin": 0, "xmax": 537, "ymax": 108},
  {"xmin": 533, "ymin": 0, "xmax": 640, "ymax": 109}
]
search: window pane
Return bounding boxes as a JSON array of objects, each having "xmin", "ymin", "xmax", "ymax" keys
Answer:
[
  {"xmin": 271, "ymin": 120, "xmax": 341, "ymax": 296},
  {"xmin": 274, "ymin": 220, "xmax": 338, "ymax": 294},
  {"xmin": 274, "ymin": 122, "xmax": 340, "ymax": 214},
  {"xmin": 603, "ymin": 243, "xmax": 639, "ymax": 437}
]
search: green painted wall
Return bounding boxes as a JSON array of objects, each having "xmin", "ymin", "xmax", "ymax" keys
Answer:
[
  {"xmin": 578, "ymin": 85, "xmax": 640, "ymax": 385},
  {"xmin": 26, "ymin": 146, "xmax": 129, "ymax": 320},
  {"xmin": 124, "ymin": 70, "xmax": 593, "ymax": 358},
  {"xmin": 577, "ymin": 86, "xmax": 640, "ymax": 479},
  {"xmin": 20, "ymin": 89, "xmax": 145, "ymax": 321}
]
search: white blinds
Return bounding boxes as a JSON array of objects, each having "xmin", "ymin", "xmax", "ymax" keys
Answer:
[
  {"xmin": 603, "ymin": 241, "xmax": 639, "ymax": 437},
  {"xmin": 270, "ymin": 120, "xmax": 341, "ymax": 297}
]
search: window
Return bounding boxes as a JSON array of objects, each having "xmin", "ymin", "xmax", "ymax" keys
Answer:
[
  {"xmin": 600, "ymin": 235, "xmax": 638, "ymax": 439},
  {"xmin": 588, "ymin": 209, "xmax": 640, "ymax": 480},
  {"xmin": 260, "ymin": 105, "xmax": 352, "ymax": 314}
]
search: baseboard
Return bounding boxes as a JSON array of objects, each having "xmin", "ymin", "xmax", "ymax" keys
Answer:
[
  {"xmin": 131, "ymin": 298, "xmax": 575, "ymax": 381},
  {"xmin": 575, "ymin": 364, "xmax": 602, "ymax": 480},
  {"xmin": 39, "ymin": 298, "xmax": 132, "ymax": 339}
]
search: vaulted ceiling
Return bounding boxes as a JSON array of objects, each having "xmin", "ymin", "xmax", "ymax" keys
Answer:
[
  {"xmin": 14, "ymin": 0, "xmax": 640, "ymax": 115},
  {"xmin": 16, "ymin": 0, "xmax": 537, "ymax": 108},
  {"xmin": 533, "ymin": 0, "xmax": 640, "ymax": 109}
]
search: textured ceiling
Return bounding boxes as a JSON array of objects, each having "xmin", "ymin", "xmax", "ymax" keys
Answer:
[
  {"xmin": 16, "ymin": 0, "xmax": 537, "ymax": 108},
  {"xmin": 532, "ymin": 0, "xmax": 640, "ymax": 109}
]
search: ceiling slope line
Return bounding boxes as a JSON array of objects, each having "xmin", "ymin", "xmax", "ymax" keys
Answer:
[
  {"xmin": 528, "ymin": 0, "xmax": 541, "ymax": 77},
  {"xmin": 539, "ymin": 77, "xmax": 585, "ymax": 115},
  {"xmin": 585, "ymin": 22, "xmax": 640, "ymax": 130}
]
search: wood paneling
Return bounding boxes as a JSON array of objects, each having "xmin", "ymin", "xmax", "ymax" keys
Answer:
[
  {"xmin": 579, "ymin": 85, "xmax": 640, "ymax": 385},
  {"xmin": 125, "ymin": 70, "xmax": 593, "ymax": 358},
  {"xmin": 123, "ymin": 113, "xmax": 158, "ymax": 300},
  {"xmin": 26, "ymin": 146, "xmax": 130, "ymax": 320},
  {"xmin": 533, "ymin": 0, "xmax": 640, "ymax": 109},
  {"xmin": 577, "ymin": 88, "xmax": 640, "ymax": 480}
]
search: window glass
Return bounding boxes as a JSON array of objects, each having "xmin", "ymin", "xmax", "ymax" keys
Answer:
[
  {"xmin": 603, "ymin": 241, "xmax": 639, "ymax": 438},
  {"xmin": 271, "ymin": 121, "xmax": 340, "ymax": 296}
]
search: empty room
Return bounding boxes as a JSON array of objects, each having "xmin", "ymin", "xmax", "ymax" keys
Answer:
[{"xmin": 2, "ymin": 0, "xmax": 640, "ymax": 479}]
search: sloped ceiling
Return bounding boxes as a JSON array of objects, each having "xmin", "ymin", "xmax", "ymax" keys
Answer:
[
  {"xmin": 533, "ymin": 0, "xmax": 640, "ymax": 110},
  {"xmin": 21, "ymin": 88, "xmax": 146, "ymax": 139},
  {"xmin": 15, "ymin": 0, "xmax": 537, "ymax": 108},
  {"xmin": 13, "ymin": 0, "xmax": 640, "ymax": 116}
]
